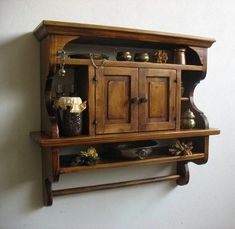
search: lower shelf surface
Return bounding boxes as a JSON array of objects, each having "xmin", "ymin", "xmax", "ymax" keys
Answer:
[{"xmin": 59, "ymin": 153, "xmax": 205, "ymax": 174}]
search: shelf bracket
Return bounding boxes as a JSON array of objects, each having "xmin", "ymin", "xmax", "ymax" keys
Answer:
[
  {"xmin": 44, "ymin": 178, "xmax": 53, "ymax": 206},
  {"xmin": 176, "ymin": 161, "xmax": 190, "ymax": 185},
  {"xmin": 41, "ymin": 149, "xmax": 53, "ymax": 206}
]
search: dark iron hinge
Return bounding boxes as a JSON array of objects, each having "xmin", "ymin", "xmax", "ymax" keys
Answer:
[{"xmin": 93, "ymin": 72, "xmax": 98, "ymax": 83}]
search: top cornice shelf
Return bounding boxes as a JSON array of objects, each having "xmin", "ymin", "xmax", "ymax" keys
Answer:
[{"xmin": 33, "ymin": 20, "xmax": 215, "ymax": 48}]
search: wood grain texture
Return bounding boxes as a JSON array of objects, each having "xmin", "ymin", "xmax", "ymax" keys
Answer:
[
  {"xmin": 61, "ymin": 58, "xmax": 204, "ymax": 71},
  {"xmin": 40, "ymin": 36, "xmax": 56, "ymax": 137},
  {"xmin": 176, "ymin": 162, "xmax": 190, "ymax": 185},
  {"xmin": 34, "ymin": 20, "xmax": 215, "ymax": 48},
  {"xmin": 138, "ymin": 68, "xmax": 177, "ymax": 131},
  {"xmin": 182, "ymin": 71, "xmax": 209, "ymax": 129},
  {"xmin": 41, "ymin": 148, "xmax": 53, "ymax": 206},
  {"xmin": 96, "ymin": 67, "xmax": 138, "ymax": 134},
  {"xmin": 107, "ymin": 79, "xmax": 128, "ymax": 120},
  {"xmin": 30, "ymin": 128, "xmax": 220, "ymax": 147},
  {"xmin": 88, "ymin": 65, "xmax": 96, "ymax": 135},
  {"xmin": 40, "ymin": 35, "xmax": 79, "ymax": 138},
  {"xmin": 176, "ymin": 70, "xmax": 181, "ymax": 130},
  {"xmin": 52, "ymin": 148, "xmax": 60, "ymax": 182},
  {"xmin": 59, "ymin": 153, "xmax": 205, "ymax": 174},
  {"xmin": 52, "ymin": 175, "xmax": 180, "ymax": 197},
  {"xmin": 193, "ymin": 136, "xmax": 209, "ymax": 165}
]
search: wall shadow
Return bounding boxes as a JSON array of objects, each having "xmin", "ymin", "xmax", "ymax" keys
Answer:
[{"xmin": 0, "ymin": 33, "xmax": 44, "ymax": 210}]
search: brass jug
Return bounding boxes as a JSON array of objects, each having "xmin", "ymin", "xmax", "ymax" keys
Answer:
[{"xmin": 173, "ymin": 48, "xmax": 186, "ymax": 65}]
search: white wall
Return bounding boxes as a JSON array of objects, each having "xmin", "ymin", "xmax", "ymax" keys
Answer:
[{"xmin": 0, "ymin": 0, "xmax": 233, "ymax": 228}]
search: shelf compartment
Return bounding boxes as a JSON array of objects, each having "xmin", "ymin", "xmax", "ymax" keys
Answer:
[
  {"xmin": 30, "ymin": 128, "xmax": 220, "ymax": 147},
  {"xmin": 60, "ymin": 58, "xmax": 204, "ymax": 71},
  {"xmin": 59, "ymin": 153, "xmax": 205, "ymax": 174}
]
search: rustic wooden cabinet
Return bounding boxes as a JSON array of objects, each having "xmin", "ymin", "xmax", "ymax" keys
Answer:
[{"xmin": 31, "ymin": 20, "xmax": 220, "ymax": 206}]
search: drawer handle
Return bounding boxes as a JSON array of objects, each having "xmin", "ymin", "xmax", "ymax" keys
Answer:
[
  {"xmin": 131, "ymin": 97, "xmax": 139, "ymax": 104},
  {"xmin": 139, "ymin": 97, "xmax": 148, "ymax": 103}
]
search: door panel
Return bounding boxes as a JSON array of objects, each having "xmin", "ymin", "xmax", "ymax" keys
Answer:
[
  {"xmin": 96, "ymin": 67, "xmax": 138, "ymax": 134},
  {"xmin": 149, "ymin": 79, "xmax": 168, "ymax": 120},
  {"xmin": 139, "ymin": 68, "xmax": 177, "ymax": 131},
  {"xmin": 107, "ymin": 79, "xmax": 128, "ymax": 120}
]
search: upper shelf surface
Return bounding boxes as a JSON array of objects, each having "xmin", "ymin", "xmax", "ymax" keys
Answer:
[
  {"xmin": 61, "ymin": 58, "xmax": 203, "ymax": 71},
  {"xmin": 33, "ymin": 20, "xmax": 215, "ymax": 48}
]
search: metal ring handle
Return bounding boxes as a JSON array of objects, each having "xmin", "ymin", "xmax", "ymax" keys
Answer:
[{"xmin": 137, "ymin": 149, "xmax": 148, "ymax": 159}]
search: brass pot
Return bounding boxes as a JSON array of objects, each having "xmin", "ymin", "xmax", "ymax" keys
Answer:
[
  {"xmin": 134, "ymin": 53, "xmax": 149, "ymax": 62},
  {"xmin": 107, "ymin": 140, "xmax": 158, "ymax": 160},
  {"xmin": 116, "ymin": 52, "xmax": 132, "ymax": 61}
]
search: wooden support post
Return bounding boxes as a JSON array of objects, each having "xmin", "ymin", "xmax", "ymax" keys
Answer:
[
  {"xmin": 176, "ymin": 162, "xmax": 190, "ymax": 185},
  {"xmin": 42, "ymin": 149, "xmax": 53, "ymax": 206}
]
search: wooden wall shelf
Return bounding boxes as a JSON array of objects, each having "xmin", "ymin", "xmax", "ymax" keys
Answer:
[{"xmin": 31, "ymin": 20, "xmax": 219, "ymax": 206}]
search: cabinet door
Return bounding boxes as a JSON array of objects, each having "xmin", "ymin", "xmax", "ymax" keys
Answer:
[
  {"xmin": 139, "ymin": 68, "xmax": 177, "ymax": 131},
  {"xmin": 96, "ymin": 67, "xmax": 138, "ymax": 134}
]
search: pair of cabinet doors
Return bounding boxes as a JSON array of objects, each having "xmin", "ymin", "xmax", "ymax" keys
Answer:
[{"xmin": 96, "ymin": 67, "xmax": 177, "ymax": 134}]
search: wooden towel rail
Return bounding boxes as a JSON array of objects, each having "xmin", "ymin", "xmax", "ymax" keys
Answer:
[{"xmin": 44, "ymin": 162, "xmax": 189, "ymax": 205}]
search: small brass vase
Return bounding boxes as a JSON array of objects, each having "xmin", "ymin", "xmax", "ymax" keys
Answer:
[{"xmin": 181, "ymin": 109, "xmax": 196, "ymax": 129}]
